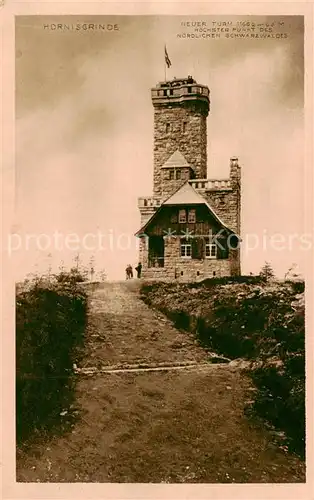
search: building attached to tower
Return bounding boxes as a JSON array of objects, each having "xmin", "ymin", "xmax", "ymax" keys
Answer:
[{"xmin": 135, "ymin": 76, "xmax": 241, "ymax": 281}]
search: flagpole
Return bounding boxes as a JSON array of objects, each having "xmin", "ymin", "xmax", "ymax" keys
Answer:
[
  {"xmin": 164, "ymin": 44, "xmax": 166, "ymax": 81},
  {"xmin": 164, "ymin": 44, "xmax": 171, "ymax": 82}
]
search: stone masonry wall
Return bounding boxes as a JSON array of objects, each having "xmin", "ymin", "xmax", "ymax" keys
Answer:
[
  {"xmin": 201, "ymin": 161, "xmax": 241, "ymax": 276},
  {"xmin": 139, "ymin": 236, "xmax": 149, "ymax": 270},
  {"xmin": 203, "ymin": 190, "xmax": 239, "ymax": 234},
  {"xmin": 139, "ymin": 208, "xmax": 156, "ymax": 227},
  {"xmin": 160, "ymin": 178, "xmax": 187, "ymax": 201},
  {"xmin": 202, "ymin": 164, "xmax": 241, "ymax": 235},
  {"xmin": 139, "ymin": 161, "xmax": 242, "ymax": 279},
  {"xmin": 140, "ymin": 236, "xmax": 231, "ymax": 282},
  {"xmin": 153, "ymin": 105, "xmax": 207, "ymax": 197}
]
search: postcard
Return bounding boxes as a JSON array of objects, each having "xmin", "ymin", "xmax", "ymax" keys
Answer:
[{"xmin": 1, "ymin": 2, "xmax": 313, "ymax": 499}]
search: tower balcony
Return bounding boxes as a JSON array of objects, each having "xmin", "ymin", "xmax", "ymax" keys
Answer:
[{"xmin": 151, "ymin": 76, "xmax": 210, "ymax": 113}]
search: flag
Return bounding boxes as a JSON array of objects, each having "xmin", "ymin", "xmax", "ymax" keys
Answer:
[{"xmin": 164, "ymin": 45, "xmax": 171, "ymax": 68}]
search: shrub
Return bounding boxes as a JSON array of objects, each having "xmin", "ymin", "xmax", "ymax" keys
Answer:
[
  {"xmin": 55, "ymin": 267, "xmax": 87, "ymax": 284},
  {"xmin": 195, "ymin": 275, "xmax": 266, "ymax": 288},
  {"xmin": 16, "ymin": 275, "xmax": 88, "ymax": 444},
  {"xmin": 141, "ymin": 280, "xmax": 305, "ymax": 457},
  {"xmin": 259, "ymin": 262, "xmax": 275, "ymax": 281},
  {"xmin": 250, "ymin": 362, "xmax": 305, "ymax": 457}
]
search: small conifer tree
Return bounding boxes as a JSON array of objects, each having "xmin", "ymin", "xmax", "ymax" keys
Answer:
[{"xmin": 259, "ymin": 261, "xmax": 275, "ymax": 281}]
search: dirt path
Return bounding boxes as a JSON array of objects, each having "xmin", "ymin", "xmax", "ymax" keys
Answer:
[{"xmin": 16, "ymin": 281, "xmax": 305, "ymax": 483}]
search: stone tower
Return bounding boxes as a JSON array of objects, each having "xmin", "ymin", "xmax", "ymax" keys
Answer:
[
  {"xmin": 151, "ymin": 76, "xmax": 210, "ymax": 199},
  {"xmin": 137, "ymin": 75, "xmax": 241, "ymax": 280}
]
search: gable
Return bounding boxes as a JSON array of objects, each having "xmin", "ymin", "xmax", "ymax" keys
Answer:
[
  {"xmin": 143, "ymin": 204, "xmax": 224, "ymax": 234},
  {"xmin": 162, "ymin": 150, "xmax": 190, "ymax": 169},
  {"xmin": 135, "ymin": 182, "xmax": 236, "ymax": 237},
  {"xmin": 163, "ymin": 181, "xmax": 205, "ymax": 205}
]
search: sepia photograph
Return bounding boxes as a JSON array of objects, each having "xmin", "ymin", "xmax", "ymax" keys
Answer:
[{"xmin": 10, "ymin": 13, "xmax": 308, "ymax": 486}]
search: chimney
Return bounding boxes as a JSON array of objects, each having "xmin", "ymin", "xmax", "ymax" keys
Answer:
[{"xmin": 230, "ymin": 157, "xmax": 241, "ymax": 190}]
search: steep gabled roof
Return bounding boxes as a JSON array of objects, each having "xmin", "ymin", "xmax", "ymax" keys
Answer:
[
  {"xmin": 161, "ymin": 150, "xmax": 190, "ymax": 169},
  {"xmin": 135, "ymin": 181, "xmax": 237, "ymax": 236},
  {"xmin": 163, "ymin": 181, "xmax": 205, "ymax": 205}
]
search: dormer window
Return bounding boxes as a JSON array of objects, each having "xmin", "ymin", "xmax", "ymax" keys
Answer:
[
  {"xmin": 182, "ymin": 121, "xmax": 187, "ymax": 133},
  {"xmin": 166, "ymin": 122, "xmax": 171, "ymax": 133}
]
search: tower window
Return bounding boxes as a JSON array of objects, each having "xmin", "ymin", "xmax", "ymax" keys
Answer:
[
  {"xmin": 176, "ymin": 169, "xmax": 181, "ymax": 180},
  {"xmin": 188, "ymin": 209, "xmax": 196, "ymax": 223},
  {"xmin": 180, "ymin": 239, "xmax": 192, "ymax": 258},
  {"xmin": 166, "ymin": 122, "xmax": 171, "ymax": 133},
  {"xmin": 169, "ymin": 169, "xmax": 174, "ymax": 180},
  {"xmin": 182, "ymin": 121, "xmax": 187, "ymax": 133},
  {"xmin": 178, "ymin": 209, "xmax": 187, "ymax": 223}
]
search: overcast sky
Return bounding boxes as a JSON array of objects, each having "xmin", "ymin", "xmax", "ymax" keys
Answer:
[{"xmin": 14, "ymin": 15, "xmax": 305, "ymax": 280}]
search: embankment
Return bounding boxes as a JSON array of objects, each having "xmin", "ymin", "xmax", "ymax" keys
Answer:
[
  {"xmin": 16, "ymin": 275, "xmax": 88, "ymax": 445},
  {"xmin": 140, "ymin": 277, "xmax": 305, "ymax": 457}
]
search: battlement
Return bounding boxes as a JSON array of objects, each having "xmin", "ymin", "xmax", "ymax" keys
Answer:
[
  {"xmin": 189, "ymin": 179, "xmax": 232, "ymax": 191},
  {"xmin": 157, "ymin": 76, "xmax": 196, "ymax": 86},
  {"xmin": 151, "ymin": 76, "xmax": 210, "ymax": 114},
  {"xmin": 138, "ymin": 196, "xmax": 161, "ymax": 209}
]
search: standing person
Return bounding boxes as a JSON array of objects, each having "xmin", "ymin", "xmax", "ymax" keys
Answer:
[
  {"xmin": 125, "ymin": 265, "xmax": 130, "ymax": 280},
  {"xmin": 126, "ymin": 264, "xmax": 133, "ymax": 279},
  {"xmin": 135, "ymin": 262, "xmax": 142, "ymax": 279},
  {"xmin": 129, "ymin": 265, "xmax": 133, "ymax": 279}
]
